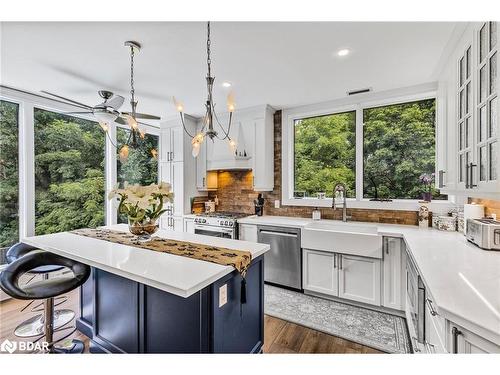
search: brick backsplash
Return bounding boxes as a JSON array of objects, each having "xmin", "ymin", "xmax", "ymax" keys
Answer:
[{"xmin": 209, "ymin": 110, "xmax": 419, "ymax": 226}]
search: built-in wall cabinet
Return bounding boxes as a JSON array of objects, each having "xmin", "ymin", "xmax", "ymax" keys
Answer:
[
  {"xmin": 159, "ymin": 115, "xmax": 198, "ymax": 232},
  {"xmin": 437, "ymin": 22, "xmax": 499, "ymax": 197}
]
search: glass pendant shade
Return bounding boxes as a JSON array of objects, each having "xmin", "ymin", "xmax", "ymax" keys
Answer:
[{"xmin": 94, "ymin": 110, "xmax": 118, "ymax": 124}]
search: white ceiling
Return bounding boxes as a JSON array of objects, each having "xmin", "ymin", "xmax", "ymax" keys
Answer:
[{"xmin": 1, "ymin": 22, "xmax": 460, "ymax": 120}]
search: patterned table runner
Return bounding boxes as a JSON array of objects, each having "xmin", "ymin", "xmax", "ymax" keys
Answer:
[{"xmin": 71, "ymin": 228, "xmax": 252, "ymax": 277}]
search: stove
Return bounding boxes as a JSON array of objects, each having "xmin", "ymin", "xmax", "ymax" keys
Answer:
[{"xmin": 193, "ymin": 211, "xmax": 249, "ymax": 239}]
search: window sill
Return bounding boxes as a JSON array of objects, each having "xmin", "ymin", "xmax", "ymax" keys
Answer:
[{"xmin": 281, "ymin": 197, "xmax": 455, "ymax": 212}]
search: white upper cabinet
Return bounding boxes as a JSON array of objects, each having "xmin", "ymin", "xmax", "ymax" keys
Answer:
[{"xmin": 437, "ymin": 22, "xmax": 499, "ymax": 197}]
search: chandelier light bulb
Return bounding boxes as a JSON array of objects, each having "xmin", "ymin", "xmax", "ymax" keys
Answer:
[
  {"xmin": 151, "ymin": 148, "xmax": 158, "ymax": 159},
  {"xmin": 119, "ymin": 145, "xmax": 129, "ymax": 163},
  {"xmin": 139, "ymin": 128, "xmax": 146, "ymax": 139},
  {"xmin": 227, "ymin": 92, "xmax": 236, "ymax": 112},
  {"xmin": 191, "ymin": 141, "xmax": 201, "ymax": 158},
  {"xmin": 229, "ymin": 139, "xmax": 237, "ymax": 150},
  {"xmin": 173, "ymin": 96, "xmax": 184, "ymax": 113}
]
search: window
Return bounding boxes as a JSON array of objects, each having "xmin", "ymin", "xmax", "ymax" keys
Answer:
[
  {"xmin": 116, "ymin": 127, "xmax": 159, "ymax": 223},
  {"xmin": 0, "ymin": 100, "xmax": 19, "ymax": 261},
  {"xmin": 294, "ymin": 111, "xmax": 356, "ymax": 198},
  {"xmin": 34, "ymin": 108, "xmax": 105, "ymax": 235},
  {"xmin": 363, "ymin": 99, "xmax": 445, "ymax": 200}
]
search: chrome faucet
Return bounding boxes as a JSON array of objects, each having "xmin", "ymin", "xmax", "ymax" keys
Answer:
[{"xmin": 332, "ymin": 182, "xmax": 349, "ymax": 222}]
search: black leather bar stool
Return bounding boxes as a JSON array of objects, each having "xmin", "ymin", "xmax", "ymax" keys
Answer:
[
  {"xmin": 5, "ymin": 243, "xmax": 74, "ymax": 338},
  {"xmin": 0, "ymin": 249, "xmax": 91, "ymax": 353}
]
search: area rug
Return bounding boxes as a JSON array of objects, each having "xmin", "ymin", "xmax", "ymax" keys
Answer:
[{"xmin": 264, "ymin": 285, "xmax": 412, "ymax": 354}]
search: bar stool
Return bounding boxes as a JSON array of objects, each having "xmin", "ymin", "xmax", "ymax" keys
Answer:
[
  {"xmin": 5, "ymin": 243, "xmax": 74, "ymax": 338},
  {"xmin": 0, "ymin": 249, "xmax": 91, "ymax": 353}
]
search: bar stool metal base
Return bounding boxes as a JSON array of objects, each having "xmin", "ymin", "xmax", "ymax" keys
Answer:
[{"xmin": 14, "ymin": 309, "xmax": 75, "ymax": 338}]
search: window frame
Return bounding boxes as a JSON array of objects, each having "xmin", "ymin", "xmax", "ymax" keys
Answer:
[
  {"xmin": 282, "ymin": 84, "xmax": 454, "ymax": 211},
  {"xmin": 0, "ymin": 85, "xmax": 161, "ymax": 239}
]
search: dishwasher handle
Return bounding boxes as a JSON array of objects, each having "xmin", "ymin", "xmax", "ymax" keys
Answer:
[{"xmin": 258, "ymin": 230, "xmax": 298, "ymax": 238}]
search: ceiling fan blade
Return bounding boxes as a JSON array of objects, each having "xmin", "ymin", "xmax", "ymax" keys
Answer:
[
  {"xmin": 115, "ymin": 116, "xmax": 128, "ymax": 125},
  {"xmin": 105, "ymin": 95, "xmax": 125, "ymax": 110},
  {"xmin": 122, "ymin": 111, "xmax": 161, "ymax": 120},
  {"xmin": 64, "ymin": 111, "xmax": 94, "ymax": 115},
  {"xmin": 41, "ymin": 91, "xmax": 93, "ymax": 110}
]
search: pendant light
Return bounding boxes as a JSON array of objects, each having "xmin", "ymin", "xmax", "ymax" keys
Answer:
[{"xmin": 174, "ymin": 22, "xmax": 236, "ymax": 157}]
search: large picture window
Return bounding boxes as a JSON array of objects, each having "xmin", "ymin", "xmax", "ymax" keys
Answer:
[
  {"xmin": 34, "ymin": 108, "xmax": 106, "ymax": 235},
  {"xmin": 294, "ymin": 111, "xmax": 356, "ymax": 198},
  {"xmin": 363, "ymin": 99, "xmax": 445, "ymax": 200},
  {"xmin": 0, "ymin": 100, "xmax": 19, "ymax": 261}
]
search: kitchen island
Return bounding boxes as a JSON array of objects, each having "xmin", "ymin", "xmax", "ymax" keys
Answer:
[{"xmin": 23, "ymin": 224, "xmax": 270, "ymax": 353}]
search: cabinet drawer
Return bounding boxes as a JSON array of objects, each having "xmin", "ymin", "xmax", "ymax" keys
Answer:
[
  {"xmin": 448, "ymin": 322, "xmax": 500, "ymax": 353},
  {"xmin": 425, "ymin": 298, "xmax": 446, "ymax": 353}
]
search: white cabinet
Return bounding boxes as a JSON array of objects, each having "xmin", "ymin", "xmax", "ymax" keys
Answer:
[
  {"xmin": 448, "ymin": 322, "xmax": 500, "ymax": 353},
  {"xmin": 252, "ymin": 108, "xmax": 275, "ymax": 191},
  {"xmin": 303, "ymin": 249, "xmax": 381, "ymax": 306},
  {"xmin": 338, "ymin": 254, "xmax": 381, "ymax": 306},
  {"xmin": 159, "ymin": 116, "xmax": 197, "ymax": 231},
  {"xmin": 438, "ymin": 22, "xmax": 500, "ymax": 197},
  {"xmin": 238, "ymin": 223, "xmax": 258, "ymax": 242},
  {"xmin": 303, "ymin": 249, "xmax": 338, "ymax": 296},
  {"xmin": 382, "ymin": 237, "xmax": 405, "ymax": 311}
]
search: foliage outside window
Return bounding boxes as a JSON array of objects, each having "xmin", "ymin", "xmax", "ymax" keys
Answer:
[
  {"xmin": 34, "ymin": 109, "xmax": 105, "ymax": 235},
  {"xmin": 116, "ymin": 127, "xmax": 159, "ymax": 223},
  {"xmin": 0, "ymin": 100, "xmax": 19, "ymax": 257},
  {"xmin": 294, "ymin": 111, "xmax": 356, "ymax": 198},
  {"xmin": 363, "ymin": 99, "xmax": 445, "ymax": 200}
]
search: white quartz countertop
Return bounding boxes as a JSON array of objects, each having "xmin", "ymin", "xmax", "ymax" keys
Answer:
[
  {"xmin": 239, "ymin": 215, "xmax": 500, "ymax": 343},
  {"xmin": 23, "ymin": 224, "xmax": 269, "ymax": 298}
]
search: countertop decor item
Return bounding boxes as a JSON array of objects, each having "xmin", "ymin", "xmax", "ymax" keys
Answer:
[
  {"xmin": 108, "ymin": 182, "xmax": 174, "ymax": 239},
  {"xmin": 419, "ymin": 173, "xmax": 435, "ymax": 202},
  {"xmin": 418, "ymin": 202, "xmax": 430, "ymax": 228},
  {"xmin": 254, "ymin": 193, "xmax": 264, "ymax": 216},
  {"xmin": 435, "ymin": 216, "xmax": 457, "ymax": 231}
]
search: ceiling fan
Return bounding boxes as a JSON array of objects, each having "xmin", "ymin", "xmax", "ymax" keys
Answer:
[{"xmin": 41, "ymin": 40, "xmax": 160, "ymax": 160}]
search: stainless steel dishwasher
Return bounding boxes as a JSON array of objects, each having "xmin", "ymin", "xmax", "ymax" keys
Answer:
[{"xmin": 257, "ymin": 225, "xmax": 302, "ymax": 290}]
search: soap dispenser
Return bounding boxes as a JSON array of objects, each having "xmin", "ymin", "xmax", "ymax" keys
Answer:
[{"xmin": 312, "ymin": 208, "xmax": 321, "ymax": 221}]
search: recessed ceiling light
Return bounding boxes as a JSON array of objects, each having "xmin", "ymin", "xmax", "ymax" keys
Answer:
[
  {"xmin": 337, "ymin": 49, "xmax": 350, "ymax": 57},
  {"xmin": 222, "ymin": 82, "xmax": 232, "ymax": 88}
]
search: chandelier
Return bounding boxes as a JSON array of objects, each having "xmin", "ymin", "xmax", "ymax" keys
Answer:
[
  {"xmin": 107, "ymin": 41, "xmax": 160, "ymax": 162},
  {"xmin": 174, "ymin": 22, "xmax": 236, "ymax": 157}
]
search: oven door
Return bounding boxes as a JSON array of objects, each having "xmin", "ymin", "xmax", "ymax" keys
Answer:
[{"xmin": 194, "ymin": 225, "xmax": 235, "ymax": 239}]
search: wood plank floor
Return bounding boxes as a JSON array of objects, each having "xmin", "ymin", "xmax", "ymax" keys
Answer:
[{"xmin": 1, "ymin": 289, "xmax": 382, "ymax": 354}]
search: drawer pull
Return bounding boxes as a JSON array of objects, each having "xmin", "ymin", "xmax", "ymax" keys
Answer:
[{"xmin": 412, "ymin": 336, "xmax": 421, "ymax": 352}]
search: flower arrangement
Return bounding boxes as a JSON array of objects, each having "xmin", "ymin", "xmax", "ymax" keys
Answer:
[
  {"xmin": 419, "ymin": 173, "xmax": 434, "ymax": 202},
  {"xmin": 108, "ymin": 182, "xmax": 174, "ymax": 236}
]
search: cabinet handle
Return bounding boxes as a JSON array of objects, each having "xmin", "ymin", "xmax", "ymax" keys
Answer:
[
  {"xmin": 339, "ymin": 255, "xmax": 342, "ymax": 270},
  {"xmin": 385, "ymin": 238, "xmax": 390, "ymax": 255},
  {"xmin": 412, "ymin": 337, "xmax": 421, "ymax": 352},
  {"xmin": 470, "ymin": 163, "xmax": 477, "ymax": 188},
  {"xmin": 438, "ymin": 170, "xmax": 446, "ymax": 188},
  {"xmin": 426, "ymin": 298, "xmax": 438, "ymax": 316},
  {"xmin": 170, "ymin": 151, "xmax": 174, "ymax": 161},
  {"xmin": 334, "ymin": 254, "xmax": 337, "ymax": 268},
  {"xmin": 167, "ymin": 151, "xmax": 170, "ymax": 162},
  {"xmin": 465, "ymin": 163, "xmax": 470, "ymax": 188},
  {"xmin": 452, "ymin": 327, "xmax": 462, "ymax": 354},
  {"xmin": 203, "ymin": 177, "xmax": 206, "ymax": 187}
]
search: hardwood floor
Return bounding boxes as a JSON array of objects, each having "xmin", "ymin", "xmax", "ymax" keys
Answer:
[{"xmin": 1, "ymin": 289, "xmax": 382, "ymax": 354}]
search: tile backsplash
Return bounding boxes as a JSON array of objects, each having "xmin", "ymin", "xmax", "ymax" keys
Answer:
[{"xmin": 208, "ymin": 110, "xmax": 419, "ymax": 226}]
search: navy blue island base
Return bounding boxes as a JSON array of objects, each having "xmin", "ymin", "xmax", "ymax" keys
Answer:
[{"xmin": 76, "ymin": 255, "xmax": 264, "ymax": 353}]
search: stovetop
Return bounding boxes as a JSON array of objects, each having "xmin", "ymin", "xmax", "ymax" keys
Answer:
[{"xmin": 196, "ymin": 211, "xmax": 249, "ymax": 219}]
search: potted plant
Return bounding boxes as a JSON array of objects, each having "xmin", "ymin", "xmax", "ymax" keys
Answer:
[
  {"xmin": 108, "ymin": 182, "xmax": 174, "ymax": 238},
  {"xmin": 419, "ymin": 173, "xmax": 434, "ymax": 202}
]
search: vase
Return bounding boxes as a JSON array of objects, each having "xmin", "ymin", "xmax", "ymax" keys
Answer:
[
  {"xmin": 422, "ymin": 192, "xmax": 432, "ymax": 202},
  {"xmin": 128, "ymin": 218, "xmax": 158, "ymax": 240}
]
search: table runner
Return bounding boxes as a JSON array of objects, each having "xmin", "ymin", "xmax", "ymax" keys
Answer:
[{"xmin": 71, "ymin": 228, "xmax": 252, "ymax": 277}]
